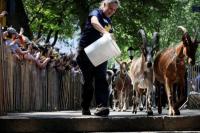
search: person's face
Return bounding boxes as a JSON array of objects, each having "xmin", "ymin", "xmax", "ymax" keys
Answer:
[
  {"xmin": 11, "ymin": 32, "xmax": 19, "ymax": 39},
  {"xmin": 11, "ymin": 33, "xmax": 17, "ymax": 39},
  {"xmin": 103, "ymin": 2, "xmax": 118, "ymax": 17}
]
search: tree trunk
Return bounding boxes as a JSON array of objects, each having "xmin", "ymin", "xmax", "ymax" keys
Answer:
[
  {"xmin": 37, "ymin": 24, "xmax": 43, "ymax": 39},
  {"xmin": 74, "ymin": 0, "xmax": 89, "ymax": 32},
  {"xmin": 45, "ymin": 29, "xmax": 53, "ymax": 43},
  {"xmin": 52, "ymin": 30, "xmax": 59, "ymax": 47},
  {"xmin": 6, "ymin": 0, "xmax": 33, "ymax": 39},
  {"xmin": 51, "ymin": 0, "xmax": 68, "ymax": 46}
]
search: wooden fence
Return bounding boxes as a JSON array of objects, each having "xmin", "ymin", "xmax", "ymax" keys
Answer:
[{"xmin": 0, "ymin": 44, "xmax": 82, "ymax": 115}]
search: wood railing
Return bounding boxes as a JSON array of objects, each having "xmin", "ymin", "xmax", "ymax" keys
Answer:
[{"xmin": 0, "ymin": 44, "xmax": 82, "ymax": 115}]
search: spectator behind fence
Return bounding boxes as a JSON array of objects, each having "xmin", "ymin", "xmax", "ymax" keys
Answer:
[
  {"xmin": 27, "ymin": 42, "xmax": 50, "ymax": 69},
  {"xmin": 2, "ymin": 27, "xmax": 30, "ymax": 60},
  {"xmin": 3, "ymin": 27, "xmax": 50, "ymax": 69}
]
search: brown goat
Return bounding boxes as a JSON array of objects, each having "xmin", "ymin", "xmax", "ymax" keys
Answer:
[
  {"xmin": 154, "ymin": 26, "xmax": 199, "ymax": 115},
  {"xmin": 112, "ymin": 60, "xmax": 132, "ymax": 112}
]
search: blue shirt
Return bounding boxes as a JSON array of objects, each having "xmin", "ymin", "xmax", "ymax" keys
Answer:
[{"xmin": 79, "ymin": 9, "xmax": 112, "ymax": 48}]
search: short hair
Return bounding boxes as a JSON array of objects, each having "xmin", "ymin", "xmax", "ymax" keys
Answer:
[
  {"xmin": 100, "ymin": 0, "xmax": 120, "ymax": 9},
  {"xmin": 7, "ymin": 27, "xmax": 17, "ymax": 35}
]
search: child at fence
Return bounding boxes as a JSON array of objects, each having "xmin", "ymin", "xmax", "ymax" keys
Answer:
[
  {"xmin": 3, "ymin": 27, "xmax": 50, "ymax": 69},
  {"xmin": 27, "ymin": 42, "xmax": 51, "ymax": 69},
  {"xmin": 2, "ymin": 27, "xmax": 31, "ymax": 60}
]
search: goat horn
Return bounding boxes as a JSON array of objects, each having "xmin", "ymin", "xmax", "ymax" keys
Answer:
[
  {"xmin": 152, "ymin": 32, "xmax": 159, "ymax": 44},
  {"xmin": 177, "ymin": 26, "xmax": 187, "ymax": 34},
  {"xmin": 107, "ymin": 70, "xmax": 114, "ymax": 77},
  {"xmin": 138, "ymin": 29, "xmax": 147, "ymax": 48},
  {"xmin": 115, "ymin": 59, "xmax": 121, "ymax": 65}
]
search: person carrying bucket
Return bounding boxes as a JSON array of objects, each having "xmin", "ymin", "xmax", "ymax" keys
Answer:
[{"xmin": 76, "ymin": 0, "xmax": 120, "ymax": 116}]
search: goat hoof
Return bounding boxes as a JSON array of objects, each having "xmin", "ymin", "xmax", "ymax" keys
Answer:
[
  {"xmin": 147, "ymin": 110, "xmax": 153, "ymax": 116},
  {"xmin": 175, "ymin": 110, "xmax": 180, "ymax": 115},
  {"xmin": 139, "ymin": 107, "xmax": 143, "ymax": 111},
  {"xmin": 158, "ymin": 108, "xmax": 162, "ymax": 114},
  {"xmin": 169, "ymin": 111, "xmax": 173, "ymax": 116},
  {"xmin": 132, "ymin": 110, "xmax": 137, "ymax": 114}
]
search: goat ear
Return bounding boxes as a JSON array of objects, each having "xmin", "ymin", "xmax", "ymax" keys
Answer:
[
  {"xmin": 127, "ymin": 60, "xmax": 132, "ymax": 66},
  {"xmin": 115, "ymin": 59, "xmax": 121, "ymax": 64},
  {"xmin": 141, "ymin": 47, "xmax": 147, "ymax": 56},
  {"xmin": 182, "ymin": 33, "xmax": 192, "ymax": 46}
]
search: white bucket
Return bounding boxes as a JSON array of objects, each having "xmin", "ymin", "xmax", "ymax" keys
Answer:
[{"xmin": 84, "ymin": 33, "xmax": 121, "ymax": 66}]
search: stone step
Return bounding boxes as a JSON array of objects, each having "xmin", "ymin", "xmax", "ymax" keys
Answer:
[{"xmin": 0, "ymin": 109, "xmax": 200, "ymax": 132}]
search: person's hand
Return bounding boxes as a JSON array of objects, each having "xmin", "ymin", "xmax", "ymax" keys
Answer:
[
  {"xmin": 103, "ymin": 30, "xmax": 109, "ymax": 34},
  {"xmin": 100, "ymin": 30, "xmax": 109, "ymax": 36},
  {"xmin": 0, "ymin": 11, "xmax": 8, "ymax": 17},
  {"xmin": 12, "ymin": 39, "xmax": 20, "ymax": 45},
  {"xmin": 19, "ymin": 27, "xmax": 24, "ymax": 35}
]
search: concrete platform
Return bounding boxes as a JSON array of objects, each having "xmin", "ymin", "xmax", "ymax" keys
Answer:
[{"xmin": 0, "ymin": 109, "xmax": 200, "ymax": 132}]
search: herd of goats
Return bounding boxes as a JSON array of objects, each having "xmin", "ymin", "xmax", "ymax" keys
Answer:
[
  {"xmin": 107, "ymin": 26, "xmax": 199, "ymax": 116},
  {"xmin": 1, "ymin": 24, "xmax": 199, "ymax": 116}
]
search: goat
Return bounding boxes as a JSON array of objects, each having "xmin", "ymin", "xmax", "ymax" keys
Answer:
[
  {"xmin": 112, "ymin": 60, "xmax": 132, "ymax": 111},
  {"xmin": 129, "ymin": 29, "xmax": 159, "ymax": 115},
  {"xmin": 106, "ymin": 69, "xmax": 114, "ymax": 108},
  {"xmin": 154, "ymin": 26, "xmax": 199, "ymax": 115}
]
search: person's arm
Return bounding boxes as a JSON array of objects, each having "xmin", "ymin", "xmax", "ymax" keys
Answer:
[
  {"xmin": 19, "ymin": 27, "xmax": 24, "ymax": 35},
  {"xmin": 91, "ymin": 16, "xmax": 109, "ymax": 35},
  {"xmin": 16, "ymin": 48, "xmax": 29, "ymax": 55},
  {"xmin": 2, "ymin": 31, "xmax": 8, "ymax": 39},
  {"xmin": 0, "ymin": 11, "xmax": 7, "ymax": 18}
]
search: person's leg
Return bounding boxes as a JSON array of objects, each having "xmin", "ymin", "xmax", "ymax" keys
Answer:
[
  {"xmin": 94, "ymin": 61, "xmax": 109, "ymax": 116},
  {"xmin": 95, "ymin": 61, "xmax": 109, "ymax": 106},
  {"xmin": 76, "ymin": 50, "xmax": 94, "ymax": 115}
]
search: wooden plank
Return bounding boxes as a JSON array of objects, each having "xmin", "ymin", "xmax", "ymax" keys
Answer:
[
  {"xmin": 0, "ymin": 45, "xmax": 4, "ymax": 115},
  {"xmin": 0, "ymin": 45, "xmax": 84, "ymax": 113},
  {"xmin": 47, "ymin": 68, "xmax": 59, "ymax": 111}
]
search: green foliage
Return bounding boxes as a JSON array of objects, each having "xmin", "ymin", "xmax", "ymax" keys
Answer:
[
  {"xmin": 22, "ymin": 0, "xmax": 200, "ymax": 61},
  {"xmin": 23, "ymin": 0, "xmax": 76, "ymax": 39}
]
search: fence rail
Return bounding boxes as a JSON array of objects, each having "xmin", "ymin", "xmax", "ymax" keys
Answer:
[
  {"xmin": 0, "ymin": 44, "xmax": 82, "ymax": 115},
  {"xmin": 187, "ymin": 62, "xmax": 200, "ymax": 93}
]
